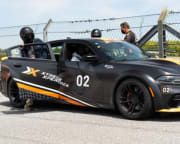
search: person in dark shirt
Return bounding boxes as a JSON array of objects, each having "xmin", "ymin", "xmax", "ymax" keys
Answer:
[
  {"xmin": 20, "ymin": 27, "xmax": 49, "ymax": 59},
  {"xmin": 120, "ymin": 22, "xmax": 137, "ymax": 44}
]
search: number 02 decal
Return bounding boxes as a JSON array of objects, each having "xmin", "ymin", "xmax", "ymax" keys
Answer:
[{"xmin": 76, "ymin": 75, "xmax": 90, "ymax": 87}]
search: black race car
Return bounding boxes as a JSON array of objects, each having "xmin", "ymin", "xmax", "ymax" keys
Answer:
[{"xmin": 1, "ymin": 38, "xmax": 180, "ymax": 119}]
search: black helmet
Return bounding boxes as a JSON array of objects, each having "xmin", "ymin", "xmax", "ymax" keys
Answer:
[
  {"xmin": 91, "ymin": 29, "xmax": 102, "ymax": 38},
  {"xmin": 20, "ymin": 27, "xmax": 34, "ymax": 43}
]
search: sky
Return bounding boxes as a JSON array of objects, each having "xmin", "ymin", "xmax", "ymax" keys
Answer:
[
  {"xmin": 0, "ymin": 0, "xmax": 179, "ymax": 26},
  {"xmin": 0, "ymin": 0, "xmax": 179, "ymax": 48}
]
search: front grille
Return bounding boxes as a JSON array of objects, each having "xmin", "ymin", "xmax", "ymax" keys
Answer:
[
  {"xmin": 173, "ymin": 95, "xmax": 180, "ymax": 101},
  {"xmin": 169, "ymin": 95, "xmax": 180, "ymax": 107}
]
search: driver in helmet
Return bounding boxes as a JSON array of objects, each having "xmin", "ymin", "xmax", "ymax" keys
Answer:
[
  {"xmin": 20, "ymin": 27, "xmax": 49, "ymax": 59},
  {"xmin": 71, "ymin": 47, "xmax": 91, "ymax": 61},
  {"xmin": 91, "ymin": 29, "xmax": 102, "ymax": 38}
]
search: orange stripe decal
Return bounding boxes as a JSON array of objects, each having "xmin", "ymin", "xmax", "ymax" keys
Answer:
[
  {"xmin": 17, "ymin": 83, "xmax": 86, "ymax": 107},
  {"xmin": 148, "ymin": 87, "xmax": 155, "ymax": 98},
  {"xmin": 17, "ymin": 83, "xmax": 59, "ymax": 98},
  {"xmin": 59, "ymin": 95, "xmax": 86, "ymax": 107}
]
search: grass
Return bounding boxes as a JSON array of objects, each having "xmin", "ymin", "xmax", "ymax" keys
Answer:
[{"xmin": 142, "ymin": 41, "xmax": 180, "ymax": 57}]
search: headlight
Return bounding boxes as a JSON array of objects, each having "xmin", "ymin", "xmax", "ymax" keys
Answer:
[{"xmin": 157, "ymin": 76, "xmax": 180, "ymax": 84}]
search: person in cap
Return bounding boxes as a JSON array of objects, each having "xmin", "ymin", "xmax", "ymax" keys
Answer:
[{"xmin": 120, "ymin": 22, "xmax": 137, "ymax": 44}]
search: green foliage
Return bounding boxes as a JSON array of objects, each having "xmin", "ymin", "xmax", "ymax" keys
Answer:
[
  {"xmin": 0, "ymin": 53, "xmax": 7, "ymax": 61},
  {"xmin": 142, "ymin": 41, "xmax": 180, "ymax": 57},
  {"xmin": 52, "ymin": 47, "xmax": 62, "ymax": 55}
]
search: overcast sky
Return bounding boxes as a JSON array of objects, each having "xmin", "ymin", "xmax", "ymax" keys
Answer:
[
  {"xmin": 0, "ymin": 0, "xmax": 179, "ymax": 49},
  {"xmin": 0, "ymin": 0, "xmax": 179, "ymax": 26}
]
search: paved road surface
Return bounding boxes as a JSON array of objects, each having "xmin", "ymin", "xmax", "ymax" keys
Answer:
[{"xmin": 0, "ymin": 93, "xmax": 180, "ymax": 144}]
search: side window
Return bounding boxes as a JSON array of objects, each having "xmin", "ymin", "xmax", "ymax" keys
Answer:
[
  {"xmin": 52, "ymin": 45, "xmax": 63, "ymax": 55},
  {"xmin": 51, "ymin": 42, "xmax": 64, "ymax": 62},
  {"xmin": 9, "ymin": 47, "xmax": 22, "ymax": 57},
  {"xmin": 8, "ymin": 44, "xmax": 50, "ymax": 59},
  {"xmin": 65, "ymin": 43, "xmax": 94, "ymax": 61}
]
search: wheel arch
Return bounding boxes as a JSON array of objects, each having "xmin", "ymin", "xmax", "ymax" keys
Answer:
[
  {"xmin": 112, "ymin": 71, "xmax": 161, "ymax": 111},
  {"xmin": 6, "ymin": 69, "xmax": 19, "ymax": 97}
]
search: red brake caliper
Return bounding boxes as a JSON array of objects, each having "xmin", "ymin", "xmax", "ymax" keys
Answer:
[{"xmin": 127, "ymin": 92, "xmax": 131, "ymax": 107}]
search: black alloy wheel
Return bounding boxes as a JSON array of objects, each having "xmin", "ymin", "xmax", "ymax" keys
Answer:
[{"xmin": 115, "ymin": 79, "xmax": 153, "ymax": 120}]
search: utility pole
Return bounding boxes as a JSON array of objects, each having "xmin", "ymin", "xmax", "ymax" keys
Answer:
[
  {"xmin": 43, "ymin": 19, "xmax": 52, "ymax": 42},
  {"xmin": 158, "ymin": 7, "xmax": 170, "ymax": 58}
]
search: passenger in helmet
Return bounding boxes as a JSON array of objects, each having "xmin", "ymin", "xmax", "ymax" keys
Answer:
[
  {"xmin": 91, "ymin": 29, "xmax": 102, "ymax": 38},
  {"xmin": 20, "ymin": 27, "xmax": 49, "ymax": 59}
]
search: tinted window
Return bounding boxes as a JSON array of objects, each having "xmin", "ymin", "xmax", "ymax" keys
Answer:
[
  {"xmin": 94, "ymin": 41, "xmax": 148, "ymax": 60},
  {"xmin": 52, "ymin": 45, "xmax": 63, "ymax": 55},
  {"xmin": 9, "ymin": 47, "xmax": 22, "ymax": 57},
  {"xmin": 8, "ymin": 44, "xmax": 50, "ymax": 59},
  {"xmin": 66, "ymin": 43, "xmax": 94, "ymax": 61},
  {"xmin": 50, "ymin": 42, "xmax": 64, "ymax": 62}
]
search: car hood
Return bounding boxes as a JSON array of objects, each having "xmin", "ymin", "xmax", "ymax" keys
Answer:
[{"xmin": 113, "ymin": 58, "xmax": 180, "ymax": 74}]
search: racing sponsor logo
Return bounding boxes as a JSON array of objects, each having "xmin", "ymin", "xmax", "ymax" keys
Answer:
[
  {"xmin": 104, "ymin": 64, "xmax": 114, "ymax": 69},
  {"xmin": 22, "ymin": 66, "xmax": 40, "ymax": 77},
  {"xmin": 41, "ymin": 72, "xmax": 69, "ymax": 88}
]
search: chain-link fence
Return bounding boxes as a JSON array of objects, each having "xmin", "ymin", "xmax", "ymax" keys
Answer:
[
  {"xmin": 0, "ymin": 10, "xmax": 179, "ymax": 57},
  {"xmin": 164, "ymin": 12, "xmax": 180, "ymax": 57},
  {"xmin": 141, "ymin": 11, "xmax": 180, "ymax": 57}
]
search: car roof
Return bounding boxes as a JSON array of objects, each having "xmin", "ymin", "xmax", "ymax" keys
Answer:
[
  {"xmin": 6, "ymin": 38, "xmax": 124, "ymax": 50},
  {"xmin": 48, "ymin": 38, "xmax": 124, "ymax": 44}
]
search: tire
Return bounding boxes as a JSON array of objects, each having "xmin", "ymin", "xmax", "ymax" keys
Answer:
[
  {"xmin": 115, "ymin": 79, "xmax": 153, "ymax": 120},
  {"xmin": 8, "ymin": 79, "xmax": 25, "ymax": 108}
]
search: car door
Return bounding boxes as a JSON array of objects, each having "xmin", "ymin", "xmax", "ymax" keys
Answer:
[
  {"xmin": 7, "ymin": 43, "xmax": 59, "ymax": 91},
  {"xmin": 58, "ymin": 41, "xmax": 104, "ymax": 104},
  {"xmin": 75, "ymin": 43, "xmax": 105, "ymax": 103},
  {"xmin": 57, "ymin": 41, "xmax": 84, "ymax": 98}
]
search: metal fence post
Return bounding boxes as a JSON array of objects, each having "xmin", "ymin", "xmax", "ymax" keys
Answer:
[
  {"xmin": 43, "ymin": 19, "xmax": 52, "ymax": 42},
  {"xmin": 158, "ymin": 7, "xmax": 170, "ymax": 58},
  {"xmin": 163, "ymin": 30, "xmax": 167, "ymax": 58}
]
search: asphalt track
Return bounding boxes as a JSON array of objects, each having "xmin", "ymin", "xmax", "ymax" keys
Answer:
[{"xmin": 1, "ymin": 93, "xmax": 180, "ymax": 144}]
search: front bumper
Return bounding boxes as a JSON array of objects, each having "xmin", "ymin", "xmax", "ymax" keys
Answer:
[
  {"xmin": 156, "ymin": 107, "xmax": 180, "ymax": 112},
  {"xmin": 156, "ymin": 83, "xmax": 180, "ymax": 112}
]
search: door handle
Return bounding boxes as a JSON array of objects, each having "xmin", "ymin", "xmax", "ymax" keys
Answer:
[
  {"xmin": 60, "ymin": 68, "xmax": 66, "ymax": 72},
  {"xmin": 13, "ymin": 64, "xmax": 22, "ymax": 68}
]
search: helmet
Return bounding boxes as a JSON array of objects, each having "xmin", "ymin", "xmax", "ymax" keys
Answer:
[
  {"xmin": 20, "ymin": 27, "xmax": 34, "ymax": 43},
  {"xmin": 91, "ymin": 29, "xmax": 102, "ymax": 38}
]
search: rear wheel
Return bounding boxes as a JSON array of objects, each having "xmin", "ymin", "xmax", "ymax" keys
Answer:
[
  {"xmin": 8, "ymin": 79, "xmax": 25, "ymax": 108},
  {"xmin": 115, "ymin": 79, "xmax": 153, "ymax": 120}
]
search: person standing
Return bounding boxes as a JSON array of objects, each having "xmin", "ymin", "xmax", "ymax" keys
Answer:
[
  {"xmin": 120, "ymin": 22, "xmax": 137, "ymax": 44},
  {"xmin": 19, "ymin": 27, "xmax": 49, "ymax": 111},
  {"xmin": 20, "ymin": 27, "xmax": 49, "ymax": 59}
]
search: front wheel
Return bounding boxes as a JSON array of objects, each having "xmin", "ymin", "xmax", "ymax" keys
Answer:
[
  {"xmin": 8, "ymin": 79, "xmax": 25, "ymax": 108},
  {"xmin": 115, "ymin": 79, "xmax": 153, "ymax": 120}
]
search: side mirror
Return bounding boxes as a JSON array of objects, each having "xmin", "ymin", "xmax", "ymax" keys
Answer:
[
  {"xmin": 145, "ymin": 52, "xmax": 155, "ymax": 58},
  {"xmin": 82, "ymin": 55, "xmax": 99, "ymax": 62}
]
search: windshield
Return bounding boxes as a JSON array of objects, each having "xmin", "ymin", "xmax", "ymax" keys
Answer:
[{"xmin": 94, "ymin": 40, "xmax": 148, "ymax": 60}]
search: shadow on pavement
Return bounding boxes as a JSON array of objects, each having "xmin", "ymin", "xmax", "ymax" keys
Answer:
[
  {"xmin": 1, "ymin": 100, "xmax": 180, "ymax": 122},
  {"xmin": 0, "ymin": 100, "xmax": 122, "ymax": 118}
]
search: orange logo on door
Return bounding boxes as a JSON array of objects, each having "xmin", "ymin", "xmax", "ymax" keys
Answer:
[{"xmin": 22, "ymin": 66, "xmax": 40, "ymax": 77}]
